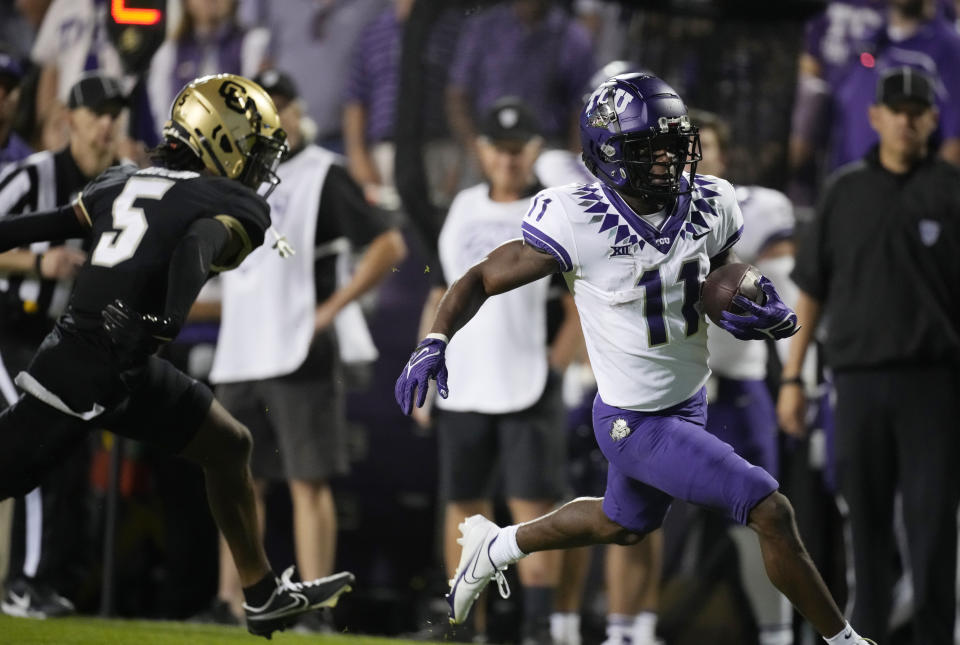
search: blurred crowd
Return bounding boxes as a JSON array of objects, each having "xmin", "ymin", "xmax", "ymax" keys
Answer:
[{"xmin": 1, "ymin": 1, "xmax": 959, "ymax": 645}]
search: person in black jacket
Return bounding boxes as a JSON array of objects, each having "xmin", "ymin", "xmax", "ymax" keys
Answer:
[{"xmin": 779, "ymin": 66, "xmax": 960, "ymax": 645}]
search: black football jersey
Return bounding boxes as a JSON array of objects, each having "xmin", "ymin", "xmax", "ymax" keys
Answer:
[{"xmin": 68, "ymin": 165, "xmax": 270, "ymax": 323}]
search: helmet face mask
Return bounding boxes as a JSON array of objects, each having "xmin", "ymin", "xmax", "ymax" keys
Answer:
[
  {"xmin": 581, "ymin": 73, "xmax": 701, "ymax": 202},
  {"xmin": 239, "ymin": 129, "xmax": 287, "ymax": 197},
  {"xmin": 163, "ymin": 74, "xmax": 288, "ymax": 197}
]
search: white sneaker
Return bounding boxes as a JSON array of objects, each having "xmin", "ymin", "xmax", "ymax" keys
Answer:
[{"xmin": 446, "ymin": 515, "xmax": 511, "ymax": 624}]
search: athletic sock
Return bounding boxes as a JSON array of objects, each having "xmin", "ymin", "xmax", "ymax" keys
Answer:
[
  {"xmin": 606, "ymin": 613, "xmax": 632, "ymax": 643},
  {"xmin": 550, "ymin": 612, "xmax": 581, "ymax": 645},
  {"xmin": 633, "ymin": 611, "xmax": 657, "ymax": 644},
  {"xmin": 488, "ymin": 524, "xmax": 526, "ymax": 568},
  {"xmin": 823, "ymin": 622, "xmax": 861, "ymax": 644},
  {"xmin": 242, "ymin": 571, "xmax": 279, "ymax": 608}
]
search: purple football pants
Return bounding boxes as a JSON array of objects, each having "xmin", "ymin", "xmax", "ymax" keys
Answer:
[{"xmin": 593, "ymin": 388, "xmax": 778, "ymax": 534}]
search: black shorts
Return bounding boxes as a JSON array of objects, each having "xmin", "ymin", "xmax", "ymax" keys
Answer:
[
  {"xmin": 0, "ymin": 332, "xmax": 212, "ymax": 499},
  {"xmin": 24, "ymin": 326, "xmax": 213, "ymax": 453},
  {"xmin": 436, "ymin": 371, "xmax": 566, "ymax": 502},
  {"xmin": 216, "ymin": 338, "xmax": 349, "ymax": 481},
  {"xmin": 99, "ymin": 356, "xmax": 214, "ymax": 453}
]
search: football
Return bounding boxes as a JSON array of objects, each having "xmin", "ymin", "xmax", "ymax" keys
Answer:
[{"xmin": 702, "ymin": 262, "xmax": 765, "ymax": 325}]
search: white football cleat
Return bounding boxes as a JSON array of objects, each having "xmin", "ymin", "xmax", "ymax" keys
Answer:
[{"xmin": 446, "ymin": 515, "xmax": 511, "ymax": 624}]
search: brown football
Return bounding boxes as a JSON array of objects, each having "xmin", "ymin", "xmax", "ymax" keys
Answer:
[{"xmin": 702, "ymin": 263, "xmax": 765, "ymax": 325}]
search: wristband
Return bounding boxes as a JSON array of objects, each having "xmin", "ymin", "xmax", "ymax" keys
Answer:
[
  {"xmin": 34, "ymin": 252, "xmax": 44, "ymax": 277},
  {"xmin": 780, "ymin": 375, "xmax": 803, "ymax": 387}
]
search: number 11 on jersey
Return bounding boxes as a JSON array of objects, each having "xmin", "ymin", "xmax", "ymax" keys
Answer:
[{"xmin": 636, "ymin": 259, "xmax": 702, "ymax": 347}]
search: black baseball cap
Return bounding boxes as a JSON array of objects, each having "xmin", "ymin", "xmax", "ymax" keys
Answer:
[
  {"xmin": 479, "ymin": 97, "xmax": 541, "ymax": 142},
  {"xmin": 0, "ymin": 50, "xmax": 23, "ymax": 85},
  {"xmin": 67, "ymin": 73, "xmax": 128, "ymax": 111},
  {"xmin": 253, "ymin": 69, "xmax": 299, "ymax": 101},
  {"xmin": 876, "ymin": 66, "xmax": 935, "ymax": 108}
]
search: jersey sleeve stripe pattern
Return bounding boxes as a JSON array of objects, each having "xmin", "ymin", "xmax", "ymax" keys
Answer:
[
  {"xmin": 521, "ymin": 220, "xmax": 573, "ymax": 272},
  {"xmin": 74, "ymin": 196, "xmax": 92, "ymax": 227},
  {"xmin": 716, "ymin": 225, "xmax": 744, "ymax": 256}
]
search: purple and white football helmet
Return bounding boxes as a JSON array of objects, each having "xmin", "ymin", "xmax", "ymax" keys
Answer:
[{"xmin": 580, "ymin": 73, "xmax": 701, "ymax": 201}]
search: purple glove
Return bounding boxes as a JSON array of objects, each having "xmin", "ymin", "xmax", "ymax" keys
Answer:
[
  {"xmin": 718, "ymin": 277, "xmax": 800, "ymax": 341},
  {"xmin": 395, "ymin": 335, "xmax": 449, "ymax": 416}
]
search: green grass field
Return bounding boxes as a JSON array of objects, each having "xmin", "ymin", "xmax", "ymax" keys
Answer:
[{"xmin": 0, "ymin": 615, "xmax": 430, "ymax": 645}]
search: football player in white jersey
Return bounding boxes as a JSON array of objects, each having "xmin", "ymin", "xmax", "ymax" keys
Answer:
[
  {"xmin": 694, "ymin": 109, "xmax": 798, "ymax": 645},
  {"xmin": 395, "ymin": 73, "xmax": 875, "ymax": 645}
]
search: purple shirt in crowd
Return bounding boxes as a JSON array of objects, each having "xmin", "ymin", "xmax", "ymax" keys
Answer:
[
  {"xmin": 449, "ymin": 5, "xmax": 595, "ymax": 141},
  {"xmin": 804, "ymin": 0, "xmax": 956, "ymax": 85},
  {"xmin": 830, "ymin": 17, "xmax": 960, "ymax": 169},
  {"xmin": 345, "ymin": 8, "xmax": 461, "ymax": 143}
]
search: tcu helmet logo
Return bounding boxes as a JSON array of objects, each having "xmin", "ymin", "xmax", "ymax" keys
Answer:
[
  {"xmin": 219, "ymin": 80, "xmax": 250, "ymax": 115},
  {"xmin": 587, "ymin": 86, "xmax": 637, "ymax": 126}
]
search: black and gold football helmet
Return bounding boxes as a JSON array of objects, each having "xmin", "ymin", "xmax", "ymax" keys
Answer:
[{"xmin": 162, "ymin": 74, "xmax": 287, "ymax": 196}]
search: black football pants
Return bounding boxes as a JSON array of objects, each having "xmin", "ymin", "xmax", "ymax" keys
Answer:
[{"xmin": 834, "ymin": 365, "xmax": 960, "ymax": 645}]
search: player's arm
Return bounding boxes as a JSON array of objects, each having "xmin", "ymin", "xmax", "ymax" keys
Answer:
[
  {"xmin": 0, "ymin": 203, "xmax": 90, "ymax": 254},
  {"xmin": 395, "ymin": 240, "xmax": 560, "ymax": 415},
  {"xmin": 163, "ymin": 218, "xmax": 232, "ymax": 329},
  {"xmin": 708, "ymin": 247, "xmax": 741, "ymax": 273}
]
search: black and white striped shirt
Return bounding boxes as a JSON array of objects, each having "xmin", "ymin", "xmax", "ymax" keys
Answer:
[{"xmin": 0, "ymin": 148, "xmax": 94, "ymax": 327}]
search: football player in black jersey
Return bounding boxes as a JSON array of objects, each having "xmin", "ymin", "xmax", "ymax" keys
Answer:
[{"xmin": 0, "ymin": 74, "xmax": 354, "ymax": 638}]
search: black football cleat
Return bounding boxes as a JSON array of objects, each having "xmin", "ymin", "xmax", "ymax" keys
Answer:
[{"xmin": 244, "ymin": 566, "xmax": 354, "ymax": 639}]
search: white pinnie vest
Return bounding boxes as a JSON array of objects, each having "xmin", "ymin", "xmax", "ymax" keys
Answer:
[
  {"xmin": 521, "ymin": 174, "xmax": 743, "ymax": 411},
  {"xmin": 210, "ymin": 145, "xmax": 333, "ymax": 383},
  {"xmin": 437, "ymin": 183, "xmax": 551, "ymax": 413}
]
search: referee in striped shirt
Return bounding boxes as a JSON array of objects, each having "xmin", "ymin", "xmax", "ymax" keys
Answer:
[{"xmin": 0, "ymin": 72, "xmax": 127, "ymax": 619}]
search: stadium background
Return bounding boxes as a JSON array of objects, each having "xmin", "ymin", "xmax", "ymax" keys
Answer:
[{"xmin": 0, "ymin": 0, "xmax": 923, "ymax": 643}]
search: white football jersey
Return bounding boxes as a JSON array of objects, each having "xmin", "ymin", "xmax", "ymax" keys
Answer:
[
  {"xmin": 522, "ymin": 174, "xmax": 743, "ymax": 411},
  {"xmin": 437, "ymin": 183, "xmax": 551, "ymax": 413},
  {"xmin": 706, "ymin": 185, "xmax": 795, "ymax": 381}
]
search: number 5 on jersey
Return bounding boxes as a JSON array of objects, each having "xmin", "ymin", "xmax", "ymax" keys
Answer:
[{"xmin": 91, "ymin": 177, "xmax": 175, "ymax": 267}]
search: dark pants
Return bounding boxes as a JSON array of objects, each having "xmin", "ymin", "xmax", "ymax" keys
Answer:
[
  {"xmin": 0, "ymin": 330, "xmax": 90, "ymax": 591},
  {"xmin": 834, "ymin": 366, "xmax": 960, "ymax": 645}
]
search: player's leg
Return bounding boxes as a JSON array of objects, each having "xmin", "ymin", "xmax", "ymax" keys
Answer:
[
  {"xmin": 447, "ymin": 394, "xmax": 671, "ymax": 625},
  {"xmin": 111, "ymin": 359, "xmax": 353, "ymax": 638},
  {"xmin": 179, "ymin": 398, "xmax": 270, "ymax": 586},
  {"xmin": 198, "ymin": 381, "xmax": 269, "ymax": 623},
  {"xmin": 891, "ymin": 367, "xmax": 960, "ymax": 645},
  {"xmin": 0, "ymin": 394, "xmax": 88, "ymax": 502},
  {"xmin": 591, "ymin": 388, "xmax": 870, "ymax": 643}
]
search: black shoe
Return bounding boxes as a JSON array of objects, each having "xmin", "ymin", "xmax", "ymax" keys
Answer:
[
  {"xmin": 1, "ymin": 578, "xmax": 75, "ymax": 619},
  {"xmin": 189, "ymin": 598, "xmax": 242, "ymax": 626},
  {"xmin": 243, "ymin": 566, "xmax": 354, "ymax": 639}
]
